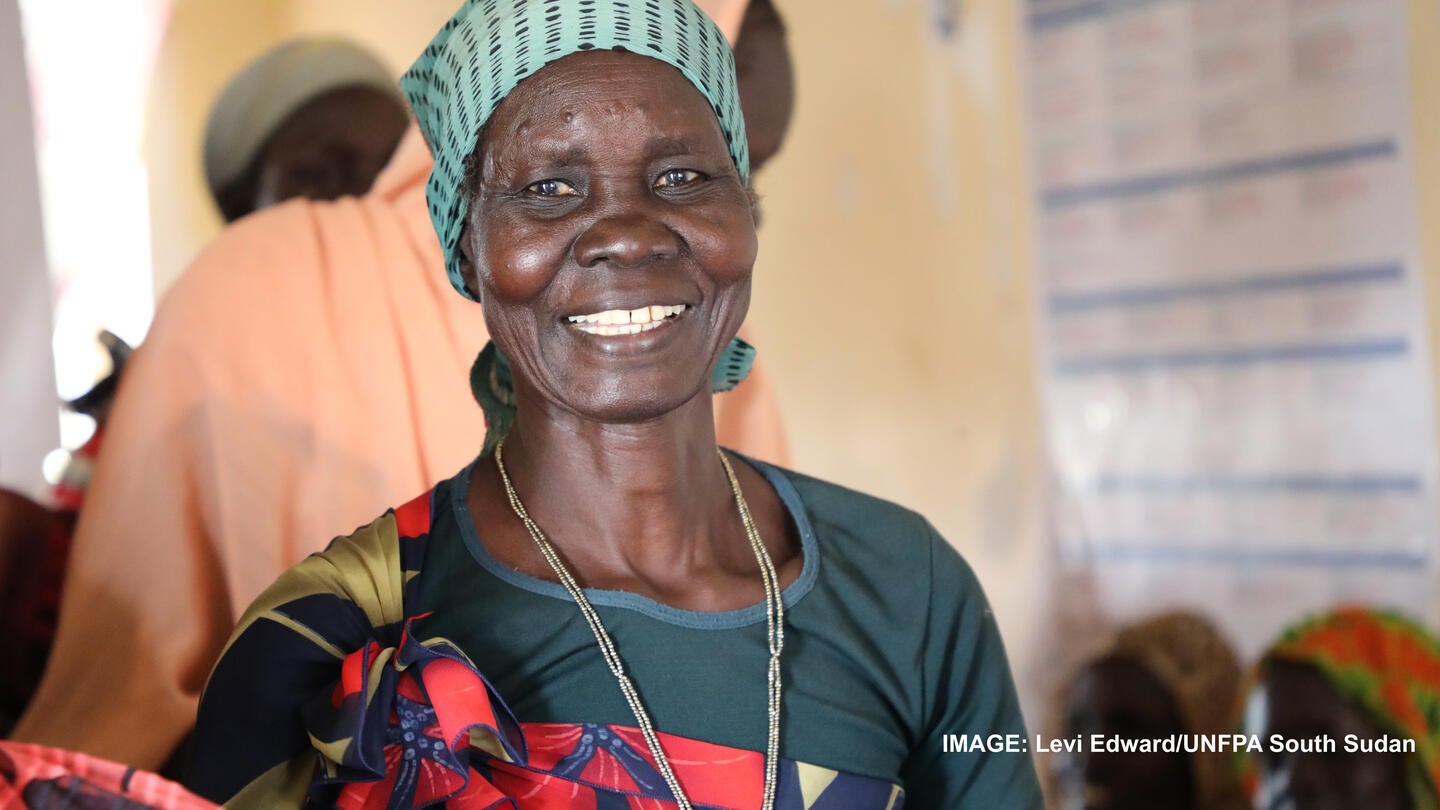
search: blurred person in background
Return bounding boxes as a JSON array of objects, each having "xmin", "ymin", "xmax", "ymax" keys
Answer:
[
  {"xmin": 0, "ymin": 490, "xmax": 55, "ymax": 735},
  {"xmin": 203, "ymin": 38, "xmax": 410, "ymax": 223},
  {"xmin": 9, "ymin": 0, "xmax": 793, "ymax": 775},
  {"xmin": 1244, "ymin": 607, "xmax": 1439, "ymax": 810},
  {"xmin": 732, "ymin": 0, "xmax": 792, "ymax": 181},
  {"xmin": 1051, "ymin": 611, "xmax": 1247, "ymax": 810},
  {"xmin": 0, "ymin": 331, "xmax": 130, "ymax": 735}
]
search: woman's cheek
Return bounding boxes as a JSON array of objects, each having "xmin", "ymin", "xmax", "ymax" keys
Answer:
[
  {"xmin": 694, "ymin": 205, "xmax": 758, "ymax": 283},
  {"xmin": 482, "ymin": 222, "xmax": 567, "ymax": 301}
]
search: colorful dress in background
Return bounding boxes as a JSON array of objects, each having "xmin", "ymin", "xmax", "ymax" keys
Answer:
[{"xmin": 0, "ymin": 742, "xmax": 214, "ymax": 810}]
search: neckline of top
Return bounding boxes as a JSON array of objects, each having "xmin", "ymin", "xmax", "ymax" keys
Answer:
[{"xmin": 448, "ymin": 450, "xmax": 820, "ymax": 630}]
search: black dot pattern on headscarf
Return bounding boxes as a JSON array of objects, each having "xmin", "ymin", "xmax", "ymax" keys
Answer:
[
  {"xmin": 671, "ymin": 1, "xmax": 690, "ymax": 67},
  {"xmin": 712, "ymin": 337, "xmax": 756, "ymax": 392},
  {"xmin": 614, "ymin": 1, "xmax": 631, "ymax": 44},
  {"xmin": 544, "ymin": 5, "xmax": 563, "ymax": 54},
  {"xmin": 400, "ymin": 0, "xmax": 750, "ymax": 300},
  {"xmin": 644, "ymin": 1, "xmax": 663, "ymax": 53}
]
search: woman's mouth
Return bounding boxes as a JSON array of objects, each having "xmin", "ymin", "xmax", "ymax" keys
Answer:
[{"xmin": 565, "ymin": 304, "xmax": 689, "ymax": 336}]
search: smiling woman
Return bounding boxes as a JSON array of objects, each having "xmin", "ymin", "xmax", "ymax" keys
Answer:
[
  {"xmin": 183, "ymin": 2, "xmax": 1042, "ymax": 809},
  {"xmin": 464, "ymin": 50, "xmax": 758, "ymax": 430}
]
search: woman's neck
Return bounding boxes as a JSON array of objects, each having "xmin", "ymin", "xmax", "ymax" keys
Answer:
[{"xmin": 483, "ymin": 390, "xmax": 746, "ymax": 591}]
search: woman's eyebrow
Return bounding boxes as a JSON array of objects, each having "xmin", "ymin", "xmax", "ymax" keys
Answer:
[
  {"xmin": 519, "ymin": 143, "xmax": 590, "ymax": 167},
  {"xmin": 646, "ymin": 135, "xmax": 699, "ymax": 158}
]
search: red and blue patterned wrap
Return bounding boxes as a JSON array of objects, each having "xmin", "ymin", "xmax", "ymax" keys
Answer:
[{"xmin": 191, "ymin": 491, "xmax": 906, "ymax": 810}]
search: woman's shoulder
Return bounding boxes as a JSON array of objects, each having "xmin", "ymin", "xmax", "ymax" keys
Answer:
[
  {"xmin": 756, "ymin": 462, "xmax": 933, "ymax": 535},
  {"xmin": 757, "ymin": 462, "xmax": 1001, "ymax": 684},
  {"xmin": 752, "ymin": 460, "xmax": 967, "ymax": 583},
  {"xmin": 319, "ymin": 486, "xmax": 437, "ymax": 569},
  {"xmin": 230, "ymin": 487, "xmax": 440, "ymax": 646}
]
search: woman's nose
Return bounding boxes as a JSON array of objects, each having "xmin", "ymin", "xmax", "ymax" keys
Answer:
[{"xmin": 572, "ymin": 211, "xmax": 680, "ymax": 269}]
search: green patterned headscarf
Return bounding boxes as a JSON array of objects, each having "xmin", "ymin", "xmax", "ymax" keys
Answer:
[
  {"xmin": 1249, "ymin": 607, "xmax": 1440, "ymax": 810},
  {"xmin": 401, "ymin": 0, "xmax": 751, "ymax": 301}
]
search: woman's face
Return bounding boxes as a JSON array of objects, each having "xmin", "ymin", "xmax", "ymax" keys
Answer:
[
  {"xmin": 1056, "ymin": 656, "xmax": 1194, "ymax": 810},
  {"xmin": 463, "ymin": 51, "xmax": 757, "ymax": 424},
  {"xmin": 1248, "ymin": 660, "xmax": 1412, "ymax": 810}
]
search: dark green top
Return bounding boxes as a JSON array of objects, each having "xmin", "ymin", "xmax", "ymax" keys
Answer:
[{"xmin": 406, "ymin": 455, "xmax": 1043, "ymax": 808}]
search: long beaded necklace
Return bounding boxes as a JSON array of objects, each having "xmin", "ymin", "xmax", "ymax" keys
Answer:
[{"xmin": 494, "ymin": 437, "xmax": 785, "ymax": 810}]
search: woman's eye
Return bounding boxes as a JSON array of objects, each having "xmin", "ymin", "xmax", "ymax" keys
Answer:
[
  {"xmin": 525, "ymin": 179, "xmax": 578, "ymax": 197},
  {"xmin": 655, "ymin": 169, "xmax": 703, "ymax": 189}
]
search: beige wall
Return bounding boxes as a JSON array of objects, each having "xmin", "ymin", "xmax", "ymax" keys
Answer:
[
  {"xmin": 1411, "ymin": 6, "xmax": 1440, "ymax": 646},
  {"xmin": 146, "ymin": 0, "xmax": 283, "ymax": 294},
  {"xmin": 746, "ymin": 0, "xmax": 1048, "ymax": 697},
  {"xmin": 142, "ymin": 0, "xmax": 1440, "ymax": 722},
  {"xmin": 1411, "ymin": 5, "xmax": 1440, "ymax": 643}
]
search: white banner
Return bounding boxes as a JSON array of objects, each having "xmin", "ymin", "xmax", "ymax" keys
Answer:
[{"xmin": 1023, "ymin": 0, "xmax": 1437, "ymax": 659}]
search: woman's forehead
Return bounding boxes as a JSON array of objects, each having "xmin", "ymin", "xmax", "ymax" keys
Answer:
[{"xmin": 486, "ymin": 52, "xmax": 728, "ymax": 156}]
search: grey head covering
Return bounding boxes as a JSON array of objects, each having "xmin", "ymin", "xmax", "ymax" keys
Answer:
[{"xmin": 203, "ymin": 37, "xmax": 402, "ymax": 197}]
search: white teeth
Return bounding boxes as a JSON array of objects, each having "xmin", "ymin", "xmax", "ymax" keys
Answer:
[
  {"xmin": 574, "ymin": 321, "xmax": 662, "ymax": 336},
  {"xmin": 566, "ymin": 304, "xmax": 689, "ymax": 335}
]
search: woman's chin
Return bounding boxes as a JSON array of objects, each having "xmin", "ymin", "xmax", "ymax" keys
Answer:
[
  {"xmin": 528, "ymin": 331, "xmax": 720, "ymax": 425},
  {"xmin": 552, "ymin": 372, "xmax": 712, "ymax": 427}
]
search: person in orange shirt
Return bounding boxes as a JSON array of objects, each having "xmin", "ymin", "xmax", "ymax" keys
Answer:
[{"xmin": 10, "ymin": 0, "xmax": 792, "ymax": 773}]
